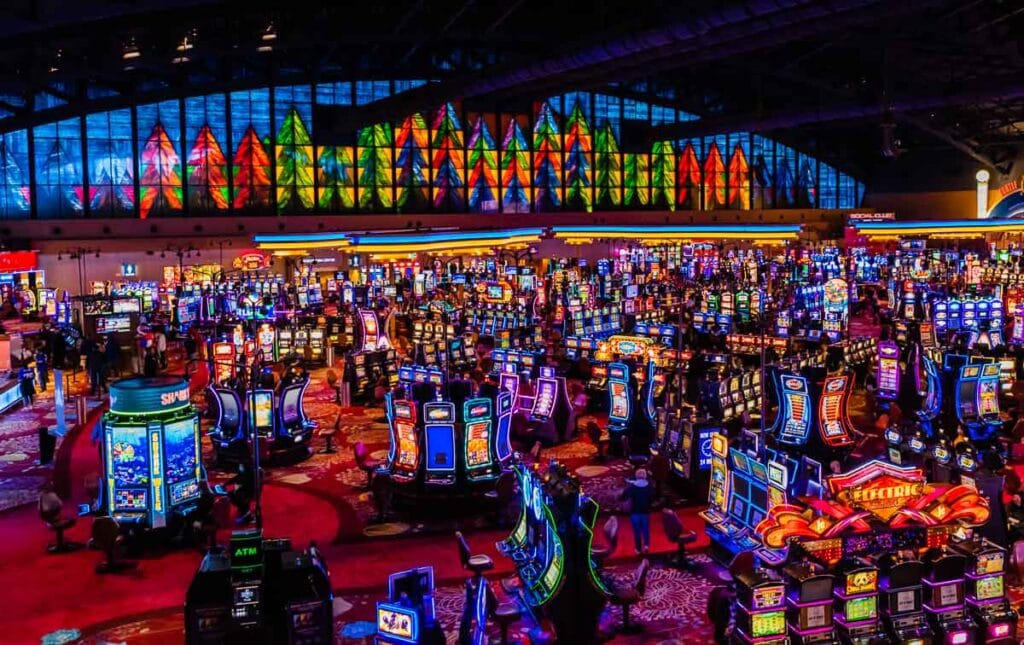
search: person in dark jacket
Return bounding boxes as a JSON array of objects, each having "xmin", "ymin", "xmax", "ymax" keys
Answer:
[
  {"xmin": 620, "ymin": 467, "xmax": 653, "ymax": 554},
  {"xmin": 87, "ymin": 344, "xmax": 106, "ymax": 396}
]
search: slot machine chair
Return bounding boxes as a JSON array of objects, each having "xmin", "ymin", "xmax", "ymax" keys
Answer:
[
  {"xmin": 661, "ymin": 508, "xmax": 698, "ymax": 571},
  {"xmin": 91, "ymin": 515, "xmax": 134, "ymax": 574},
  {"xmin": 605, "ymin": 559, "xmax": 651, "ymax": 633},
  {"xmin": 38, "ymin": 491, "xmax": 82, "ymax": 553},
  {"xmin": 354, "ymin": 441, "xmax": 383, "ymax": 488},
  {"xmin": 587, "ymin": 421, "xmax": 611, "ymax": 462},
  {"xmin": 591, "ymin": 516, "xmax": 620, "ymax": 567},
  {"xmin": 485, "ymin": 470, "xmax": 518, "ymax": 527},
  {"xmin": 455, "ymin": 530, "xmax": 494, "ymax": 578}
]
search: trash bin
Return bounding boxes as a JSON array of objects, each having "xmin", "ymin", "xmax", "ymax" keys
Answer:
[{"xmin": 39, "ymin": 426, "xmax": 56, "ymax": 465}]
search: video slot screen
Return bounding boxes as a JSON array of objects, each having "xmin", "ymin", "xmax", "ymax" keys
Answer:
[
  {"xmin": 109, "ymin": 425, "xmax": 149, "ymax": 510},
  {"xmin": 164, "ymin": 418, "xmax": 199, "ymax": 504}
]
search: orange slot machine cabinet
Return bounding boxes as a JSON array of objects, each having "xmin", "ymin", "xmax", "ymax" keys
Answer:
[
  {"xmin": 387, "ymin": 397, "xmax": 420, "ymax": 483},
  {"xmin": 462, "ymin": 398, "xmax": 497, "ymax": 482},
  {"xmin": 211, "ymin": 342, "xmax": 235, "ymax": 385}
]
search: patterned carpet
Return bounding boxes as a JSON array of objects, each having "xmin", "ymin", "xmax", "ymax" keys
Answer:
[
  {"xmin": 199, "ymin": 369, "xmax": 687, "ymax": 542},
  {"xmin": 0, "ymin": 370, "xmax": 99, "ymax": 512},
  {"xmin": 66, "ymin": 557, "xmax": 721, "ymax": 644}
]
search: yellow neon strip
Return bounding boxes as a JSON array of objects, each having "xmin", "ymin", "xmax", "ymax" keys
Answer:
[
  {"xmin": 856, "ymin": 225, "xmax": 1024, "ymax": 236},
  {"xmin": 260, "ymin": 236, "xmax": 540, "ymax": 254},
  {"xmin": 556, "ymin": 232, "xmax": 797, "ymax": 241}
]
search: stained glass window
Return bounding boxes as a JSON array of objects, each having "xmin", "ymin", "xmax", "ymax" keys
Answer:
[
  {"xmin": 316, "ymin": 82, "xmax": 353, "ymax": 106},
  {"xmin": 676, "ymin": 141, "xmax": 701, "ymax": 210},
  {"xmin": 136, "ymin": 100, "xmax": 183, "ymax": 218},
  {"xmin": 594, "ymin": 94, "xmax": 622, "ymax": 139},
  {"xmin": 356, "ymin": 81, "xmax": 391, "ymax": 106},
  {"xmin": 357, "ymin": 123, "xmax": 394, "ymax": 210},
  {"xmin": 774, "ymin": 144, "xmax": 797, "ymax": 208},
  {"xmin": 275, "ymin": 86, "xmax": 315, "ymax": 213},
  {"xmin": 650, "ymin": 141, "xmax": 675, "ymax": 210},
  {"xmin": 466, "ymin": 115, "xmax": 498, "ymax": 213},
  {"xmin": 532, "ymin": 102, "xmax": 561, "ymax": 212},
  {"xmin": 703, "ymin": 136, "xmax": 727, "ymax": 210},
  {"xmin": 230, "ymin": 89, "xmax": 272, "ymax": 211},
  {"xmin": 0, "ymin": 130, "xmax": 30, "ymax": 218},
  {"xmin": 594, "ymin": 124, "xmax": 622, "ymax": 208},
  {"xmin": 184, "ymin": 95, "xmax": 228, "ymax": 214},
  {"xmin": 431, "ymin": 103, "xmax": 465, "ymax": 211},
  {"xmin": 726, "ymin": 133, "xmax": 751, "ymax": 210},
  {"xmin": 500, "ymin": 116, "xmax": 530, "ymax": 213},
  {"xmin": 838, "ymin": 173, "xmax": 857, "ymax": 209},
  {"xmin": 395, "ymin": 113, "xmax": 430, "ymax": 211},
  {"xmin": 818, "ymin": 163, "xmax": 838, "ymax": 209},
  {"xmin": 563, "ymin": 100, "xmax": 593, "ymax": 212},
  {"xmin": 34, "ymin": 118, "xmax": 83, "ymax": 219},
  {"xmin": 796, "ymin": 153, "xmax": 817, "ymax": 208},
  {"xmin": 623, "ymin": 152, "xmax": 649, "ymax": 208},
  {"xmin": 85, "ymin": 110, "xmax": 134, "ymax": 217},
  {"xmin": 752, "ymin": 135, "xmax": 773, "ymax": 209}
]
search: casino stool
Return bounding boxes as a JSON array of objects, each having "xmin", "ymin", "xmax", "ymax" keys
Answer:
[
  {"xmin": 494, "ymin": 602, "xmax": 522, "ymax": 645},
  {"xmin": 38, "ymin": 491, "xmax": 82, "ymax": 554},
  {"xmin": 590, "ymin": 515, "xmax": 619, "ymax": 567},
  {"xmin": 606, "ymin": 559, "xmax": 650, "ymax": 633},
  {"xmin": 661, "ymin": 508, "xmax": 698, "ymax": 571},
  {"xmin": 354, "ymin": 441, "xmax": 382, "ymax": 488},
  {"xmin": 586, "ymin": 422, "xmax": 610, "ymax": 462},
  {"xmin": 485, "ymin": 471, "xmax": 517, "ymax": 527},
  {"xmin": 318, "ymin": 423, "xmax": 338, "ymax": 454},
  {"xmin": 650, "ymin": 454, "xmax": 672, "ymax": 505},
  {"xmin": 92, "ymin": 516, "xmax": 134, "ymax": 574},
  {"xmin": 455, "ymin": 531, "xmax": 494, "ymax": 578}
]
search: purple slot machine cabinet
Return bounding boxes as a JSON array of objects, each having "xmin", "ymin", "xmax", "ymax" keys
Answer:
[
  {"xmin": 493, "ymin": 391, "xmax": 514, "ymax": 465},
  {"xmin": 876, "ymin": 341, "xmax": 901, "ymax": 401},
  {"xmin": 386, "ymin": 397, "xmax": 420, "ymax": 483},
  {"xmin": 734, "ymin": 567, "xmax": 789, "ymax": 644},
  {"xmin": 498, "ymin": 366, "xmax": 520, "ymax": 411},
  {"xmin": 833, "ymin": 558, "xmax": 882, "ymax": 644},
  {"xmin": 462, "ymin": 398, "xmax": 498, "ymax": 482},
  {"xmin": 529, "ymin": 366, "xmax": 571, "ymax": 439},
  {"xmin": 878, "ymin": 555, "xmax": 932, "ymax": 644},
  {"xmin": 949, "ymin": 536, "xmax": 1016, "ymax": 643},
  {"xmin": 783, "ymin": 560, "xmax": 836, "ymax": 644},
  {"xmin": 922, "ymin": 548, "xmax": 974, "ymax": 644}
]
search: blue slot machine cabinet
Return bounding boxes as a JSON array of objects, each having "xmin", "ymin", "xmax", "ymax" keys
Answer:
[
  {"xmin": 494, "ymin": 391, "xmax": 514, "ymax": 464},
  {"xmin": 876, "ymin": 341, "xmax": 901, "ymax": 401},
  {"xmin": 776, "ymin": 375, "xmax": 812, "ymax": 448},
  {"xmin": 423, "ymin": 402, "xmax": 456, "ymax": 485},
  {"xmin": 607, "ymin": 362, "xmax": 631, "ymax": 438},
  {"xmin": 101, "ymin": 377, "xmax": 203, "ymax": 530},
  {"xmin": 463, "ymin": 398, "xmax": 498, "ymax": 482}
]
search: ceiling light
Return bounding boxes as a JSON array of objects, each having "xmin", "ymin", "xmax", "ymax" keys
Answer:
[
  {"xmin": 261, "ymin": 22, "xmax": 277, "ymax": 41},
  {"xmin": 175, "ymin": 35, "xmax": 194, "ymax": 53},
  {"xmin": 122, "ymin": 39, "xmax": 141, "ymax": 61},
  {"xmin": 48, "ymin": 49, "xmax": 62, "ymax": 74},
  {"xmin": 257, "ymin": 45, "xmax": 273, "ymax": 53}
]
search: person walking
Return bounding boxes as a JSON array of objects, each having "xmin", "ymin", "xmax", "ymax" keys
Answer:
[
  {"xmin": 19, "ymin": 367, "xmax": 35, "ymax": 409},
  {"xmin": 34, "ymin": 345, "xmax": 48, "ymax": 392},
  {"xmin": 620, "ymin": 467, "xmax": 654, "ymax": 554},
  {"xmin": 87, "ymin": 342, "xmax": 106, "ymax": 397}
]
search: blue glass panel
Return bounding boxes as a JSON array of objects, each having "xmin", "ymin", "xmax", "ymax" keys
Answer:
[
  {"xmin": 818, "ymin": 163, "xmax": 838, "ymax": 209},
  {"xmin": 774, "ymin": 144, "xmax": 797, "ymax": 207},
  {"xmin": 623, "ymin": 98, "xmax": 649, "ymax": 121},
  {"xmin": 86, "ymin": 110, "xmax": 135, "ymax": 217},
  {"xmin": 34, "ymin": 117, "xmax": 83, "ymax": 218},
  {"xmin": 393, "ymin": 80, "xmax": 427, "ymax": 94},
  {"xmin": 593, "ymin": 93, "xmax": 621, "ymax": 139},
  {"xmin": 0, "ymin": 130, "xmax": 30, "ymax": 219},
  {"xmin": 316, "ymin": 82, "xmax": 352, "ymax": 106},
  {"xmin": 355, "ymin": 81, "xmax": 390, "ymax": 106},
  {"xmin": 651, "ymin": 105, "xmax": 675, "ymax": 126}
]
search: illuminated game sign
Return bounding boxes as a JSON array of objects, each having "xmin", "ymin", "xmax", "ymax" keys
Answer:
[
  {"xmin": 818, "ymin": 375, "xmax": 854, "ymax": 447},
  {"xmin": 876, "ymin": 341, "xmax": 900, "ymax": 400},
  {"xmin": 777, "ymin": 375, "xmax": 811, "ymax": 445}
]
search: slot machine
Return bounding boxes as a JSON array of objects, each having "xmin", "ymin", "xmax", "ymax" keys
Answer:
[
  {"xmin": 949, "ymin": 537, "xmax": 1016, "ymax": 643},
  {"xmin": 294, "ymin": 329, "xmax": 309, "ymax": 355},
  {"xmin": 817, "ymin": 374, "xmax": 855, "ymax": 449},
  {"xmin": 422, "ymin": 402, "xmax": 456, "ymax": 485},
  {"xmin": 257, "ymin": 324, "xmax": 276, "ymax": 360},
  {"xmin": 211, "ymin": 341, "xmax": 236, "ymax": 384},
  {"xmin": 922, "ymin": 549, "xmax": 974, "ymax": 644},
  {"xmin": 352, "ymin": 353, "xmax": 369, "ymax": 393},
  {"xmin": 248, "ymin": 389, "xmax": 276, "ymax": 443},
  {"xmin": 607, "ymin": 362, "xmax": 632, "ymax": 438},
  {"xmin": 962, "ymin": 299, "xmax": 977, "ymax": 329},
  {"xmin": 733, "ymin": 568, "xmax": 788, "ymax": 645},
  {"xmin": 876, "ymin": 341, "xmax": 900, "ymax": 401},
  {"xmin": 309, "ymin": 328, "xmax": 325, "ymax": 362},
  {"xmin": 775, "ymin": 374, "xmax": 812, "ymax": 448},
  {"xmin": 834, "ymin": 559, "xmax": 882, "ymax": 644},
  {"xmin": 277, "ymin": 328, "xmax": 294, "ymax": 357},
  {"xmin": 933, "ymin": 300, "xmax": 948, "ymax": 334},
  {"xmin": 878, "ymin": 555, "xmax": 931, "ymax": 643},
  {"xmin": 386, "ymin": 396, "xmax": 419, "ymax": 483},
  {"xmin": 948, "ymin": 299, "xmax": 962, "ymax": 330},
  {"xmin": 494, "ymin": 391, "xmax": 514, "ymax": 464},
  {"xmin": 530, "ymin": 367, "xmax": 570, "ymax": 433},
  {"xmin": 783, "ymin": 561, "xmax": 836, "ymax": 644},
  {"xmin": 463, "ymin": 398, "xmax": 498, "ymax": 482}
]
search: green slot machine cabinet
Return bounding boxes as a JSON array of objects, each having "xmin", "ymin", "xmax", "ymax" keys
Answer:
[
  {"xmin": 102, "ymin": 377, "xmax": 203, "ymax": 531},
  {"xmin": 462, "ymin": 398, "xmax": 498, "ymax": 482}
]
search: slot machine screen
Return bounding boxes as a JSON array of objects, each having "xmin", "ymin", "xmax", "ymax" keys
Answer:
[
  {"xmin": 280, "ymin": 385, "xmax": 302, "ymax": 428},
  {"xmin": 978, "ymin": 378, "xmax": 998, "ymax": 416},
  {"xmin": 164, "ymin": 418, "xmax": 200, "ymax": 505},
  {"xmin": 609, "ymin": 381, "xmax": 628, "ymax": 420},
  {"xmin": 377, "ymin": 603, "xmax": 418, "ymax": 643},
  {"xmin": 465, "ymin": 421, "xmax": 490, "ymax": 468},
  {"xmin": 250, "ymin": 391, "xmax": 274, "ymax": 432},
  {"xmin": 975, "ymin": 576, "xmax": 1004, "ymax": 601},
  {"xmin": 958, "ymin": 380, "xmax": 977, "ymax": 418},
  {"xmin": 533, "ymin": 379, "xmax": 556, "ymax": 419},
  {"xmin": 425, "ymin": 425, "xmax": 455, "ymax": 471},
  {"xmin": 802, "ymin": 577, "xmax": 834, "ymax": 603},
  {"xmin": 752, "ymin": 585, "xmax": 785, "ymax": 610},
  {"xmin": 976, "ymin": 552, "xmax": 1004, "ymax": 575},
  {"xmin": 844, "ymin": 596, "xmax": 877, "ymax": 622},
  {"xmin": 109, "ymin": 425, "xmax": 149, "ymax": 511},
  {"xmin": 750, "ymin": 611, "xmax": 786, "ymax": 638},
  {"xmin": 487, "ymin": 285, "xmax": 503, "ymax": 300},
  {"xmin": 396, "ymin": 420, "xmax": 418, "ymax": 469}
]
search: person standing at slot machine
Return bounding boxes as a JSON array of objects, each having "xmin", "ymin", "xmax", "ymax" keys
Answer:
[{"xmin": 620, "ymin": 468, "xmax": 653, "ymax": 554}]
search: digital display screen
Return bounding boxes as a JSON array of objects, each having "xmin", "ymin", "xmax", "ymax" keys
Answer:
[
  {"xmin": 487, "ymin": 285, "xmax": 504, "ymax": 300},
  {"xmin": 112, "ymin": 297, "xmax": 141, "ymax": 314},
  {"xmin": 752, "ymin": 585, "xmax": 785, "ymax": 610},
  {"xmin": 976, "ymin": 552, "xmax": 1004, "ymax": 575},
  {"xmin": 750, "ymin": 610, "xmax": 786, "ymax": 638},
  {"xmin": 425, "ymin": 425, "xmax": 455, "ymax": 472},
  {"xmin": 844, "ymin": 595, "xmax": 877, "ymax": 622},
  {"xmin": 395, "ymin": 421, "xmax": 418, "ymax": 469},
  {"xmin": 975, "ymin": 575, "xmax": 1004, "ymax": 601},
  {"xmin": 109, "ymin": 425, "xmax": 149, "ymax": 509},
  {"xmin": 533, "ymin": 380, "xmax": 556, "ymax": 419},
  {"xmin": 465, "ymin": 421, "xmax": 491, "ymax": 468},
  {"xmin": 95, "ymin": 315, "xmax": 132, "ymax": 334},
  {"xmin": 250, "ymin": 391, "xmax": 273, "ymax": 430},
  {"xmin": 609, "ymin": 381, "xmax": 628, "ymax": 421},
  {"xmin": 978, "ymin": 379, "xmax": 998, "ymax": 416},
  {"xmin": 280, "ymin": 386, "xmax": 301, "ymax": 427},
  {"xmin": 377, "ymin": 604, "xmax": 417, "ymax": 642},
  {"xmin": 164, "ymin": 418, "xmax": 199, "ymax": 504},
  {"xmin": 846, "ymin": 569, "xmax": 878, "ymax": 595}
]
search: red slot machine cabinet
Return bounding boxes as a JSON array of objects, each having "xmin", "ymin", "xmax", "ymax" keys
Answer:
[
  {"xmin": 387, "ymin": 397, "xmax": 420, "ymax": 483},
  {"xmin": 818, "ymin": 374, "xmax": 855, "ymax": 449}
]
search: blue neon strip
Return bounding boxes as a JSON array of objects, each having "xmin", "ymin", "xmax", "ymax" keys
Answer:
[
  {"xmin": 253, "ymin": 231, "xmax": 352, "ymax": 243},
  {"xmin": 551, "ymin": 225, "xmax": 800, "ymax": 233},
  {"xmin": 255, "ymin": 227, "xmax": 544, "ymax": 245},
  {"xmin": 856, "ymin": 219, "xmax": 1018, "ymax": 230}
]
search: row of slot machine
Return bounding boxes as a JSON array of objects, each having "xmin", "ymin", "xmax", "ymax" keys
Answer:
[
  {"xmin": 383, "ymin": 386, "xmax": 513, "ymax": 487},
  {"xmin": 562, "ymin": 304, "xmax": 622, "ymax": 337},
  {"xmin": 347, "ymin": 348, "xmax": 400, "ymax": 396},
  {"xmin": 735, "ymin": 534, "xmax": 1016, "ymax": 645},
  {"xmin": 932, "ymin": 296, "xmax": 1004, "ymax": 337},
  {"xmin": 412, "ymin": 338, "xmax": 476, "ymax": 372},
  {"xmin": 276, "ymin": 326, "xmax": 327, "ymax": 363},
  {"xmin": 631, "ymin": 321, "xmax": 678, "ymax": 346},
  {"xmin": 726, "ymin": 334, "xmax": 789, "ymax": 356},
  {"xmin": 712, "ymin": 369, "xmax": 764, "ymax": 422},
  {"xmin": 651, "ymin": 406, "xmax": 716, "ymax": 491},
  {"xmin": 490, "ymin": 348, "xmax": 543, "ymax": 377},
  {"xmin": 692, "ymin": 310, "xmax": 732, "ymax": 334},
  {"xmin": 703, "ymin": 289, "xmax": 763, "ymax": 322},
  {"xmin": 465, "ymin": 302, "xmax": 533, "ymax": 335},
  {"xmin": 411, "ymin": 318, "xmax": 457, "ymax": 343}
]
